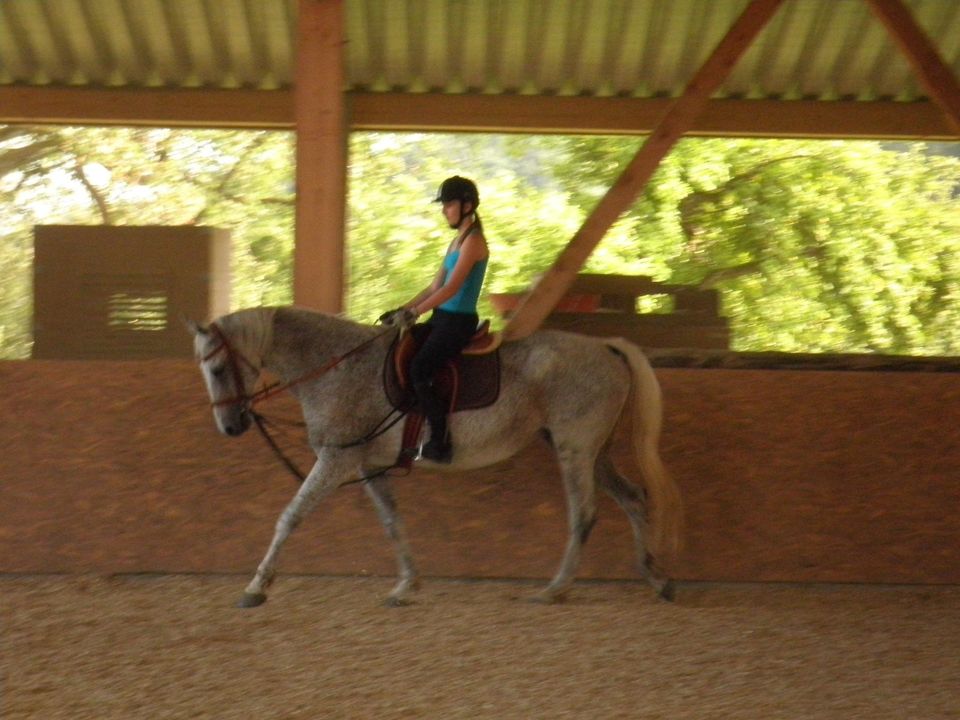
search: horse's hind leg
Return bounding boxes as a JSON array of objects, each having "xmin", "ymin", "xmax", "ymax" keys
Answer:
[
  {"xmin": 363, "ymin": 476, "xmax": 419, "ymax": 606},
  {"xmin": 535, "ymin": 446, "xmax": 597, "ymax": 603},
  {"xmin": 596, "ymin": 453, "xmax": 674, "ymax": 600}
]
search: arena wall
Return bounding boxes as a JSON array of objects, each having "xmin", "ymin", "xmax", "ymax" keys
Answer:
[{"xmin": 2, "ymin": 359, "xmax": 958, "ymax": 584}]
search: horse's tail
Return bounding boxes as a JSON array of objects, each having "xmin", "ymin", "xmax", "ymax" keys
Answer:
[{"xmin": 605, "ymin": 338, "xmax": 684, "ymax": 559}]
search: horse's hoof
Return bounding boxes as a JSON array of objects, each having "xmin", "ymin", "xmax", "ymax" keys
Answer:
[
  {"xmin": 529, "ymin": 590, "xmax": 565, "ymax": 605},
  {"xmin": 237, "ymin": 592, "xmax": 267, "ymax": 608},
  {"xmin": 384, "ymin": 595, "xmax": 414, "ymax": 608},
  {"xmin": 657, "ymin": 580, "xmax": 676, "ymax": 603}
]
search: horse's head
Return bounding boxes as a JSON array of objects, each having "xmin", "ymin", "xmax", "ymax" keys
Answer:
[{"xmin": 188, "ymin": 319, "xmax": 260, "ymax": 437}]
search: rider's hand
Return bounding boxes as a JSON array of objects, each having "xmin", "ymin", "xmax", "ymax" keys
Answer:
[
  {"xmin": 378, "ymin": 307, "xmax": 418, "ymax": 329},
  {"xmin": 377, "ymin": 308, "xmax": 400, "ymax": 324}
]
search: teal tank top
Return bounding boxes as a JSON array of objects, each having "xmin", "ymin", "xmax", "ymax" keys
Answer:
[{"xmin": 439, "ymin": 250, "xmax": 488, "ymax": 314}]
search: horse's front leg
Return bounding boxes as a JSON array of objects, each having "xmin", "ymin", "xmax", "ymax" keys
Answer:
[
  {"xmin": 363, "ymin": 475, "xmax": 419, "ymax": 606},
  {"xmin": 238, "ymin": 450, "xmax": 354, "ymax": 608}
]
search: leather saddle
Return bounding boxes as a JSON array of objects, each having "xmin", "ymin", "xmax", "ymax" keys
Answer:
[{"xmin": 383, "ymin": 321, "xmax": 502, "ymax": 414}]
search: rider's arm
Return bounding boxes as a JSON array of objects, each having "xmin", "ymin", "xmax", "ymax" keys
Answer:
[{"xmin": 403, "ymin": 264, "xmax": 447, "ymax": 311}]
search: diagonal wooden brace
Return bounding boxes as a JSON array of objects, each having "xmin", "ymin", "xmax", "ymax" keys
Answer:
[{"xmin": 865, "ymin": 0, "xmax": 960, "ymax": 135}]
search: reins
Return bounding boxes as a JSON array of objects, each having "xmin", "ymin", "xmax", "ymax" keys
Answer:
[
  {"xmin": 248, "ymin": 406, "xmax": 412, "ymax": 486},
  {"xmin": 205, "ymin": 322, "xmax": 411, "ymax": 485}
]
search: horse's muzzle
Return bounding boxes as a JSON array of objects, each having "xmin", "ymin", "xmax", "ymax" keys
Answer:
[{"xmin": 221, "ymin": 409, "xmax": 252, "ymax": 437}]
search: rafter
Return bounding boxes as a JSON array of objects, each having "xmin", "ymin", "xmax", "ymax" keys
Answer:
[
  {"xmin": 1, "ymin": 87, "xmax": 957, "ymax": 140},
  {"xmin": 865, "ymin": 0, "xmax": 960, "ymax": 134}
]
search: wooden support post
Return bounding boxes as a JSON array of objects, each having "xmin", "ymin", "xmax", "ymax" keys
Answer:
[
  {"xmin": 501, "ymin": 0, "xmax": 785, "ymax": 342},
  {"xmin": 294, "ymin": 0, "xmax": 347, "ymax": 312},
  {"xmin": 865, "ymin": 0, "xmax": 960, "ymax": 135}
]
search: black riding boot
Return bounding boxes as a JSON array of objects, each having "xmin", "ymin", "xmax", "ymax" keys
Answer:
[{"xmin": 413, "ymin": 380, "xmax": 452, "ymax": 463}]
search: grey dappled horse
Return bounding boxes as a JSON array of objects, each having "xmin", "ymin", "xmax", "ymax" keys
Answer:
[{"xmin": 191, "ymin": 306, "xmax": 682, "ymax": 606}]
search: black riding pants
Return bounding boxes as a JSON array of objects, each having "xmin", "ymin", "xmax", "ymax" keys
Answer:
[{"xmin": 410, "ymin": 308, "xmax": 479, "ymax": 387}]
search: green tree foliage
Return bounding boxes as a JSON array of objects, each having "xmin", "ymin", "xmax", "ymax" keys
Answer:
[
  {"xmin": 1, "ymin": 125, "xmax": 957, "ymax": 358},
  {"xmin": 554, "ymin": 137, "xmax": 960, "ymax": 353}
]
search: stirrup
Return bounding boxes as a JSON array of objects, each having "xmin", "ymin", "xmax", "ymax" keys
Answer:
[{"xmin": 419, "ymin": 437, "xmax": 453, "ymax": 464}]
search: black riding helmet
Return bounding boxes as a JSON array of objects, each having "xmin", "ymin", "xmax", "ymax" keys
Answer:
[{"xmin": 433, "ymin": 176, "xmax": 479, "ymax": 209}]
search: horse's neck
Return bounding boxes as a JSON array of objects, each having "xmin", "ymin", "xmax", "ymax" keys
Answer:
[{"xmin": 264, "ymin": 307, "xmax": 379, "ymax": 381}]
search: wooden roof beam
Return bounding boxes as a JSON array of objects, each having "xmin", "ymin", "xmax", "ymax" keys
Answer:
[
  {"xmin": 865, "ymin": 0, "xmax": 960, "ymax": 135},
  {"xmin": 1, "ymin": 86, "xmax": 957, "ymax": 140},
  {"xmin": 0, "ymin": 86, "xmax": 293, "ymax": 128},
  {"xmin": 351, "ymin": 94, "xmax": 960, "ymax": 140}
]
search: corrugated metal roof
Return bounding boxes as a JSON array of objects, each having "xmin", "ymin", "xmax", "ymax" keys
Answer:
[
  {"xmin": 0, "ymin": 0, "xmax": 296, "ymax": 89},
  {"xmin": 0, "ymin": 0, "xmax": 958, "ymax": 102}
]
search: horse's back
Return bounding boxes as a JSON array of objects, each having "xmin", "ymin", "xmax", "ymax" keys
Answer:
[
  {"xmin": 499, "ymin": 329, "xmax": 634, "ymax": 431},
  {"xmin": 503, "ymin": 329, "xmax": 634, "ymax": 382}
]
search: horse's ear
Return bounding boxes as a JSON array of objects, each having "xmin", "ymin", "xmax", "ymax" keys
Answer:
[{"xmin": 182, "ymin": 316, "xmax": 208, "ymax": 336}]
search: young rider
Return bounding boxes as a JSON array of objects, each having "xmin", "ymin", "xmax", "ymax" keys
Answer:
[{"xmin": 380, "ymin": 176, "xmax": 489, "ymax": 463}]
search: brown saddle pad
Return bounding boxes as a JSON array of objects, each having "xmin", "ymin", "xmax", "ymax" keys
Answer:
[{"xmin": 383, "ymin": 323, "xmax": 501, "ymax": 413}]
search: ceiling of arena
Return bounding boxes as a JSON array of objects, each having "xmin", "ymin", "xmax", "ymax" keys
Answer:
[{"xmin": 1, "ymin": 0, "xmax": 959, "ymax": 138}]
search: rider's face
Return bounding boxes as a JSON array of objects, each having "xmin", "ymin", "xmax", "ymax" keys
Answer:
[
  {"xmin": 441, "ymin": 200, "xmax": 462, "ymax": 228},
  {"xmin": 442, "ymin": 199, "xmax": 473, "ymax": 228}
]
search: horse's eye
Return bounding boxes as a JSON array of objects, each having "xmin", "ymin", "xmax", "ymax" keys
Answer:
[{"xmin": 211, "ymin": 365, "xmax": 227, "ymax": 378}]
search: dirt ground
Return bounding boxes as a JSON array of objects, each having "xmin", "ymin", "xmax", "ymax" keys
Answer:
[{"xmin": 3, "ymin": 575, "xmax": 958, "ymax": 720}]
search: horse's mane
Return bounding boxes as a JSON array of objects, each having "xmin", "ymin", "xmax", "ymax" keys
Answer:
[
  {"xmin": 216, "ymin": 305, "xmax": 377, "ymax": 366},
  {"xmin": 216, "ymin": 306, "xmax": 277, "ymax": 367}
]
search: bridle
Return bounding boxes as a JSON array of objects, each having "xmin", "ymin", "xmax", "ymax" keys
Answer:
[
  {"xmin": 201, "ymin": 322, "xmax": 406, "ymax": 484},
  {"xmin": 203, "ymin": 322, "xmax": 391, "ymax": 411},
  {"xmin": 202, "ymin": 324, "xmax": 261, "ymax": 411}
]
